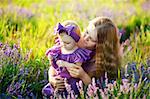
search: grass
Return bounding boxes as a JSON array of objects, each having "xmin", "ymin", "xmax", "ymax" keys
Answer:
[{"xmin": 0, "ymin": 0, "xmax": 149, "ymax": 98}]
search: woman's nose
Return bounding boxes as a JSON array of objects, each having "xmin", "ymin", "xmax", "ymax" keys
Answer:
[{"xmin": 84, "ymin": 35, "xmax": 89, "ymax": 41}]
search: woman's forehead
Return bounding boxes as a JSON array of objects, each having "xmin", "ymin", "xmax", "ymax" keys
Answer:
[{"xmin": 87, "ymin": 23, "xmax": 97, "ymax": 41}]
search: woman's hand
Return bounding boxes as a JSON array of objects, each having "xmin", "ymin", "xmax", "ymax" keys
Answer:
[
  {"xmin": 66, "ymin": 65, "xmax": 85, "ymax": 79},
  {"xmin": 67, "ymin": 65, "xmax": 91, "ymax": 85},
  {"xmin": 56, "ymin": 60, "xmax": 84, "ymax": 78}
]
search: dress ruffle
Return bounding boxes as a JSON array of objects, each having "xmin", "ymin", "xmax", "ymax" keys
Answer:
[
  {"xmin": 60, "ymin": 48, "xmax": 92, "ymax": 63},
  {"xmin": 45, "ymin": 45, "xmax": 61, "ymax": 58},
  {"xmin": 46, "ymin": 46, "xmax": 92, "ymax": 63}
]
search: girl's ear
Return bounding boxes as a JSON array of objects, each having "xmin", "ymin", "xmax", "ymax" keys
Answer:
[{"xmin": 75, "ymin": 27, "xmax": 81, "ymax": 36}]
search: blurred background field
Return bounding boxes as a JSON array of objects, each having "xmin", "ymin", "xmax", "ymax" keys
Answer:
[{"xmin": 0, "ymin": 0, "xmax": 150, "ymax": 98}]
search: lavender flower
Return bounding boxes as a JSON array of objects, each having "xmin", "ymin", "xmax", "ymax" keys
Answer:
[
  {"xmin": 0, "ymin": 43, "xmax": 24, "ymax": 67},
  {"xmin": 101, "ymin": 8, "xmax": 114, "ymax": 19},
  {"xmin": 0, "ymin": 8, "xmax": 3, "ymax": 16},
  {"xmin": 146, "ymin": 58, "xmax": 150, "ymax": 67},
  {"xmin": 64, "ymin": 78, "xmax": 72, "ymax": 94},
  {"xmin": 141, "ymin": 1, "xmax": 150, "ymax": 11},
  {"xmin": 0, "ymin": 42, "xmax": 3, "ymax": 48},
  {"xmin": 44, "ymin": 69, "xmax": 48, "ymax": 80},
  {"xmin": 18, "ymin": 7, "xmax": 33, "ymax": 18},
  {"xmin": 14, "ymin": 82, "xmax": 21, "ymax": 90},
  {"xmin": 99, "ymin": 89, "xmax": 108, "ymax": 99},
  {"xmin": 76, "ymin": 80, "xmax": 83, "ymax": 94},
  {"xmin": 87, "ymin": 78, "xmax": 99, "ymax": 98},
  {"xmin": 119, "ymin": 28, "xmax": 126, "ymax": 37}
]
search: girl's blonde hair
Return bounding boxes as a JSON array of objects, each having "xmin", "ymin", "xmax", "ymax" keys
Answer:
[
  {"xmin": 90, "ymin": 17, "xmax": 121, "ymax": 80},
  {"xmin": 62, "ymin": 20, "xmax": 81, "ymax": 37}
]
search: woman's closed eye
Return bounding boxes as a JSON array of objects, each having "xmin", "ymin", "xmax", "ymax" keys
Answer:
[
  {"xmin": 85, "ymin": 35, "xmax": 97, "ymax": 43},
  {"xmin": 86, "ymin": 30, "xmax": 97, "ymax": 42},
  {"xmin": 83, "ymin": 30, "xmax": 88, "ymax": 37},
  {"xmin": 64, "ymin": 42, "xmax": 70, "ymax": 44},
  {"xmin": 89, "ymin": 37, "xmax": 97, "ymax": 43},
  {"xmin": 86, "ymin": 30, "xmax": 89, "ymax": 34}
]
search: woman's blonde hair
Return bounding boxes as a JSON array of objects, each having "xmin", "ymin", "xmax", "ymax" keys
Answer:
[{"xmin": 90, "ymin": 17, "xmax": 121, "ymax": 80}]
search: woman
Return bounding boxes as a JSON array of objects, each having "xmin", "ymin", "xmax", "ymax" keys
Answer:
[{"xmin": 43, "ymin": 17, "xmax": 121, "ymax": 97}]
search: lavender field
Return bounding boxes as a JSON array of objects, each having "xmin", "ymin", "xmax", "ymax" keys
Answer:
[{"xmin": 0, "ymin": 0, "xmax": 150, "ymax": 98}]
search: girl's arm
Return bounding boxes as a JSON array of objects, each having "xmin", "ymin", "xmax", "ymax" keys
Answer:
[
  {"xmin": 56, "ymin": 60, "xmax": 92, "ymax": 85},
  {"xmin": 48, "ymin": 66, "xmax": 66, "ymax": 90},
  {"xmin": 48, "ymin": 66, "xmax": 56, "ymax": 81},
  {"xmin": 48, "ymin": 66, "xmax": 56, "ymax": 86}
]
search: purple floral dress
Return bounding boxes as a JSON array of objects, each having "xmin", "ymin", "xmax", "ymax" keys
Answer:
[{"xmin": 42, "ymin": 45, "xmax": 92, "ymax": 97}]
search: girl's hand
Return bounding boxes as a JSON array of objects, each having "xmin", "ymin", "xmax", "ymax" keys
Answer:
[
  {"xmin": 50, "ymin": 75, "xmax": 65, "ymax": 91},
  {"xmin": 56, "ymin": 60, "xmax": 65, "ymax": 67},
  {"xmin": 56, "ymin": 60, "xmax": 92, "ymax": 85}
]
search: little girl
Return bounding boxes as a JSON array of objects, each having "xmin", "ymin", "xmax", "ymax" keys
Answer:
[{"xmin": 42, "ymin": 20, "xmax": 92, "ymax": 97}]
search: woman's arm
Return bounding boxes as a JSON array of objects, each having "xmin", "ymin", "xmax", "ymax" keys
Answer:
[{"xmin": 56, "ymin": 60, "xmax": 92, "ymax": 85}]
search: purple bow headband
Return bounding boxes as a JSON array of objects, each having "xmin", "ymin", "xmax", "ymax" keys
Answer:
[{"xmin": 54, "ymin": 23, "xmax": 80, "ymax": 42}]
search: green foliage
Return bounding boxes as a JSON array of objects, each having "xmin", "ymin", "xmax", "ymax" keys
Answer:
[{"xmin": 0, "ymin": 0, "xmax": 149, "ymax": 98}]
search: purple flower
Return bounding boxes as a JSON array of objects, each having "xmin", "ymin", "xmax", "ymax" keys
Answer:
[
  {"xmin": 47, "ymin": 0, "xmax": 51, "ymax": 4},
  {"xmin": 119, "ymin": 28, "xmax": 126, "ymax": 37},
  {"xmin": 76, "ymin": 80, "xmax": 84, "ymax": 95},
  {"xmin": 70, "ymin": 90, "xmax": 76, "ymax": 99},
  {"xmin": 142, "ymin": 1, "xmax": 150, "ymax": 11},
  {"xmin": 4, "ymin": 49, "xmax": 11, "ymax": 56},
  {"xmin": 146, "ymin": 58, "xmax": 150, "ymax": 67},
  {"xmin": 0, "ymin": 42, "xmax": 3, "ymax": 48},
  {"xmin": 87, "ymin": 84, "xmax": 94, "ymax": 97},
  {"xmin": 13, "ymin": 44, "xmax": 20, "ymax": 49},
  {"xmin": 105, "ymin": 72, "xmax": 108, "ymax": 85},
  {"xmin": 36, "ymin": 69, "xmax": 41, "ymax": 80},
  {"xmin": 0, "ymin": 8, "xmax": 3, "ymax": 16},
  {"xmin": 87, "ymin": 78, "xmax": 98, "ymax": 98},
  {"xmin": 15, "ymin": 82, "xmax": 21, "ymax": 90},
  {"xmin": 44, "ymin": 69, "xmax": 48, "ymax": 79},
  {"xmin": 25, "ymin": 68, "xmax": 29, "ymax": 75},
  {"xmin": 128, "ymin": 6, "xmax": 136, "ymax": 16},
  {"xmin": 18, "ymin": 7, "xmax": 33, "ymax": 18},
  {"xmin": 7, "ymin": 84, "xmax": 14, "ymax": 93},
  {"xmin": 134, "ymin": 83, "xmax": 138, "ymax": 91},
  {"xmin": 102, "ymin": 8, "xmax": 114, "ymax": 18},
  {"xmin": 64, "ymin": 78, "xmax": 72, "ymax": 94},
  {"xmin": 99, "ymin": 89, "xmax": 108, "ymax": 99},
  {"xmin": 17, "ymin": 95, "xmax": 22, "ymax": 98}
]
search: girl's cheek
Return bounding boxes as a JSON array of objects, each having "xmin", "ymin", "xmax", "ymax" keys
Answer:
[{"xmin": 77, "ymin": 38, "xmax": 85, "ymax": 48}]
